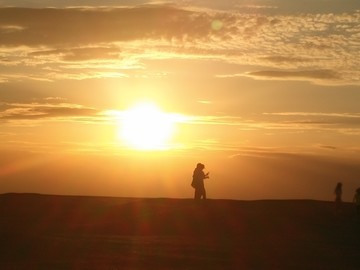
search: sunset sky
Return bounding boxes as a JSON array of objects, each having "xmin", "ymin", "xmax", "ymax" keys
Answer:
[{"xmin": 1, "ymin": 0, "xmax": 360, "ymax": 201}]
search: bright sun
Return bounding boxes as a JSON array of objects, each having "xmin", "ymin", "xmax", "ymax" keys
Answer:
[{"xmin": 120, "ymin": 101, "xmax": 176, "ymax": 150}]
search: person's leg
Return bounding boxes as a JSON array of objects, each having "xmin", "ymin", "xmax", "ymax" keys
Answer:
[
  {"xmin": 202, "ymin": 188, "xmax": 206, "ymax": 200},
  {"xmin": 334, "ymin": 197, "xmax": 342, "ymax": 215},
  {"xmin": 194, "ymin": 188, "xmax": 200, "ymax": 200}
]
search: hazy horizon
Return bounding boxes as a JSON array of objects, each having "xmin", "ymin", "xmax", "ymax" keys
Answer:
[{"xmin": 1, "ymin": 0, "xmax": 360, "ymax": 201}]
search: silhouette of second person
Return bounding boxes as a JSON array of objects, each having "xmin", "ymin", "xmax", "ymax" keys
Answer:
[
  {"xmin": 334, "ymin": 182, "xmax": 343, "ymax": 214},
  {"xmin": 191, "ymin": 163, "xmax": 209, "ymax": 200}
]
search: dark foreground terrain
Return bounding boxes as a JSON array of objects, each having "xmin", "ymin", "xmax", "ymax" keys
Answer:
[{"xmin": 0, "ymin": 193, "xmax": 359, "ymax": 269}]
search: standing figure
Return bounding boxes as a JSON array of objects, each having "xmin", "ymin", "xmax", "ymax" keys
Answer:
[
  {"xmin": 353, "ymin": 188, "xmax": 360, "ymax": 216},
  {"xmin": 191, "ymin": 163, "xmax": 209, "ymax": 200},
  {"xmin": 334, "ymin": 182, "xmax": 343, "ymax": 214}
]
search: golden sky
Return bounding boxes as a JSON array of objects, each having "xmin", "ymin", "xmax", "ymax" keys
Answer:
[{"xmin": 1, "ymin": 0, "xmax": 360, "ymax": 201}]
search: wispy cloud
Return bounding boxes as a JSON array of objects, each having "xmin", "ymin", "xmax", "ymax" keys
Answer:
[
  {"xmin": 0, "ymin": 7, "xmax": 218, "ymax": 47},
  {"xmin": 0, "ymin": 6, "xmax": 359, "ymax": 84},
  {"xmin": 0, "ymin": 100, "xmax": 100, "ymax": 123},
  {"xmin": 243, "ymin": 69, "xmax": 342, "ymax": 84},
  {"xmin": 182, "ymin": 111, "xmax": 360, "ymax": 143},
  {"xmin": 29, "ymin": 47, "xmax": 121, "ymax": 61},
  {"xmin": 318, "ymin": 145, "xmax": 337, "ymax": 150}
]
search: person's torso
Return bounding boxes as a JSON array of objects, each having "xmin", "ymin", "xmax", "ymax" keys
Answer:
[{"xmin": 193, "ymin": 169, "xmax": 205, "ymax": 187}]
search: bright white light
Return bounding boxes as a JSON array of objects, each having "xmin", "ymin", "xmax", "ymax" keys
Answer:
[{"xmin": 120, "ymin": 101, "xmax": 176, "ymax": 150}]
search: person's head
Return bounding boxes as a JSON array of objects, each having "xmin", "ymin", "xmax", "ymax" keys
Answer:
[
  {"xmin": 336, "ymin": 182, "xmax": 342, "ymax": 188},
  {"xmin": 357, "ymin": 187, "xmax": 360, "ymax": 194},
  {"xmin": 196, "ymin": 163, "xmax": 205, "ymax": 170}
]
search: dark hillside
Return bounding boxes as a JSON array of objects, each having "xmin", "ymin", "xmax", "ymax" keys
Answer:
[{"xmin": 0, "ymin": 193, "xmax": 359, "ymax": 269}]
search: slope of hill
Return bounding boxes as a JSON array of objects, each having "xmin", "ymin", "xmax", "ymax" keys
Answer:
[{"xmin": 0, "ymin": 193, "xmax": 359, "ymax": 269}]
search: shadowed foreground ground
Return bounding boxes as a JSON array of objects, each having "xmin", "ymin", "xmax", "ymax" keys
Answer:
[{"xmin": 0, "ymin": 193, "xmax": 359, "ymax": 269}]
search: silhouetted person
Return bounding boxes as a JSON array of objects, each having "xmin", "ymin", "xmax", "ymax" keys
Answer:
[
  {"xmin": 191, "ymin": 163, "xmax": 209, "ymax": 200},
  {"xmin": 353, "ymin": 188, "xmax": 360, "ymax": 216},
  {"xmin": 334, "ymin": 182, "xmax": 343, "ymax": 214}
]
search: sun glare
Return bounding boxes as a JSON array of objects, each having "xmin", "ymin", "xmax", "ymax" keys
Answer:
[{"xmin": 119, "ymin": 101, "xmax": 177, "ymax": 150}]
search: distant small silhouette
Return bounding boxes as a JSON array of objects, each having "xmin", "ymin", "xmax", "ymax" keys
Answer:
[
  {"xmin": 353, "ymin": 187, "xmax": 360, "ymax": 216},
  {"xmin": 334, "ymin": 182, "xmax": 343, "ymax": 214},
  {"xmin": 191, "ymin": 163, "xmax": 209, "ymax": 200}
]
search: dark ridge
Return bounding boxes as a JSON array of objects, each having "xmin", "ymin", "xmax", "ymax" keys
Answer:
[
  {"xmin": 0, "ymin": 193, "xmax": 354, "ymax": 235},
  {"xmin": 0, "ymin": 193, "xmax": 359, "ymax": 269}
]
